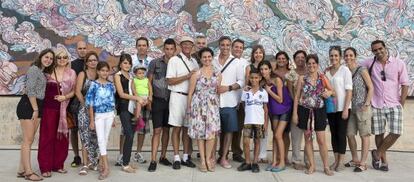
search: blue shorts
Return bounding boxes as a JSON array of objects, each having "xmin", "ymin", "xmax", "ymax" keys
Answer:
[{"xmin": 220, "ymin": 107, "xmax": 238, "ymax": 132}]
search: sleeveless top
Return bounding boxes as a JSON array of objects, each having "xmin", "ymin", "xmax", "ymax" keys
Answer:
[
  {"xmin": 249, "ymin": 64, "xmax": 259, "ymax": 73},
  {"xmin": 133, "ymin": 77, "xmax": 149, "ymax": 96},
  {"xmin": 116, "ymin": 72, "xmax": 131, "ymax": 113},
  {"xmin": 268, "ymin": 78, "xmax": 293, "ymax": 115},
  {"xmin": 299, "ymin": 74, "xmax": 325, "ymax": 109},
  {"xmin": 351, "ymin": 66, "xmax": 368, "ymax": 110}
]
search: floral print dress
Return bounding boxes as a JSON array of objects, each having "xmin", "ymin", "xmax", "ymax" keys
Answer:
[{"xmin": 188, "ymin": 71, "xmax": 221, "ymax": 140}]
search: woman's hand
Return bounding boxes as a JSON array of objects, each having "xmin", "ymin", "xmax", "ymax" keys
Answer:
[
  {"xmin": 322, "ymin": 89, "xmax": 331, "ymax": 99},
  {"xmin": 292, "ymin": 112, "xmax": 298, "ymax": 125},
  {"xmin": 55, "ymin": 95, "xmax": 66, "ymax": 102},
  {"xmin": 31, "ymin": 110, "xmax": 39, "ymax": 121},
  {"xmin": 89, "ymin": 122, "xmax": 95, "ymax": 130}
]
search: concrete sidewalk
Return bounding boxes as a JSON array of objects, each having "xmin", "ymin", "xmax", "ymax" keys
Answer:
[{"xmin": 0, "ymin": 150, "xmax": 413, "ymax": 182}]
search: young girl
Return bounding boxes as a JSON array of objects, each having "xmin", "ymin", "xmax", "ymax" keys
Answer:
[
  {"xmin": 85, "ymin": 61, "xmax": 116, "ymax": 180},
  {"xmin": 238, "ymin": 70, "xmax": 268, "ymax": 173},
  {"xmin": 131, "ymin": 66, "xmax": 152, "ymax": 125}
]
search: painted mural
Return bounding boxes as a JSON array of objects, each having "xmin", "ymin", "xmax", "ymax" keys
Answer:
[{"xmin": 0, "ymin": 0, "xmax": 413, "ymax": 95}]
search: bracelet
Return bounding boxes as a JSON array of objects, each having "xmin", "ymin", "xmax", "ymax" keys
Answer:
[{"xmin": 33, "ymin": 109, "xmax": 38, "ymax": 111}]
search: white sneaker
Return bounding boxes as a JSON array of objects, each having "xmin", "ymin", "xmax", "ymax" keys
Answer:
[
  {"xmin": 115, "ymin": 154, "xmax": 123, "ymax": 166},
  {"xmin": 134, "ymin": 152, "xmax": 147, "ymax": 164}
]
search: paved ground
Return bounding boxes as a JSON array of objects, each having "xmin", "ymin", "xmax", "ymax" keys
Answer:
[{"xmin": 0, "ymin": 150, "xmax": 413, "ymax": 182}]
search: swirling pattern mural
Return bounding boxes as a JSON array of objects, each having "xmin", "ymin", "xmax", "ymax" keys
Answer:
[{"xmin": 0, "ymin": 0, "xmax": 413, "ymax": 95}]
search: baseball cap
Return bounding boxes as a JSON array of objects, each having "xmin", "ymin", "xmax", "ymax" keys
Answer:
[{"xmin": 180, "ymin": 36, "xmax": 194, "ymax": 44}]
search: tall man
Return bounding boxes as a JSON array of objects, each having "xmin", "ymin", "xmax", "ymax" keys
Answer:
[
  {"xmin": 166, "ymin": 36, "xmax": 199, "ymax": 169},
  {"xmin": 229, "ymin": 38, "xmax": 247, "ymax": 162},
  {"xmin": 192, "ymin": 35, "xmax": 208, "ymax": 66},
  {"xmin": 214, "ymin": 36, "xmax": 245, "ymax": 168},
  {"xmin": 361, "ymin": 40, "xmax": 409, "ymax": 172},
  {"xmin": 69, "ymin": 40, "xmax": 87, "ymax": 167},
  {"xmin": 147, "ymin": 38, "xmax": 176, "ymax": 172}
]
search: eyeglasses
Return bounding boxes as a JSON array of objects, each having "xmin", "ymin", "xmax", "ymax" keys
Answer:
[
  {"xmin": 57, "ymin": 56, "xmax": 68, "ymax": 59},
  {"xmin": 380, "ymin": 70, "xmax": 386, "ymax": 81}
]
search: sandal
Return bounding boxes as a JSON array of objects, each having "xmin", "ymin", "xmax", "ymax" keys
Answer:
[
  {"xmin": 79, "ymin": 166, "xmax": 88, "ymax": 175},
  {"xmin": 56, "ymin": 169, "xmax": 67, "ymax": 174},
  {"xmin": 17, "ymin": 171, "xmax": 25, "ymax": 178},
  {"xmin": 41, "ymin": 172, "xmax": 51, "ymax": 178},
  {"xmin": 371, "ymin": 149, "xmax": 381, "ymax": 170},
  {"xmin": 324, "ymin": 167, "xmax": 334, "ymax": 176},
  {"xmin": 304, "ymin": 167, "xmax": 315, "ymax": 175},
  {"xmin": 24, "ymin": 173, "xmax": 43, "ymax": 181},
  {"xmin": 206, "ymin": 161, "xmax": 215, "ymax": 172},
  {"xmin": 258, "ymin": 159, "xmax": 268, "ymax": 163},
  {"xmin": 344, "ymin": 160, "xmax": 358, "ymax": 167},
  {"xmin": 354, "ymin": 164, "xmax": 367, "ymax": 172},
  {"xmin": 122, "ymin": 165, "xmax": 136, "ymax": 173}
]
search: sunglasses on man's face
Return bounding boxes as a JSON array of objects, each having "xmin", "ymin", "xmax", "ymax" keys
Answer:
[{"xmin": 381, "ymin": 70, "xmax": 386, "ymax": 81}]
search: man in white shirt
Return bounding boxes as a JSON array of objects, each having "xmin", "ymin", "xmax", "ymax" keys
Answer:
[
  {"xmin": 213, "ymin": 36, "xmax": 245, "ymax": 169},
  {"xmin": 226, "ymin": 38, "xmax": 247, "ymax": 163},
  {"xmin": 166, "ymin": 36, "xmax": 199, "ymax": 169}
]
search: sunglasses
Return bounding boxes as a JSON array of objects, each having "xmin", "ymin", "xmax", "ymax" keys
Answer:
[
  {"xmin": 57, "ymin": 56, "xmax": 68, "ymax": 59},
  {"xmin": 381, "ymin": 70, "xmax": 386, "ymax": 81}
]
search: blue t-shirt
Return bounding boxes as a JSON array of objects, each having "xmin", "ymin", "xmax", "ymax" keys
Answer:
[{"xmin": 85, "ymin": 81, "xmax": 115, "ymax": 113}]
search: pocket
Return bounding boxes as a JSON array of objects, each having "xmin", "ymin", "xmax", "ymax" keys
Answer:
[{"xmin": 356, "ymin": 107, "xmax": 372, "ymax": 121}]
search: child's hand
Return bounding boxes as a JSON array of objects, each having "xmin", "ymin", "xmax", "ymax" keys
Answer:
[
  {"xmin": 243, "ymin": 86, "xmax": 251, "ymax": 91},
  {"xmin": 264, "ymin": 84, "xmax": 272, "ymax": 92},
  {"xmin": 112, "ymin": 120, "xmax": 116, "ymax": 128}
]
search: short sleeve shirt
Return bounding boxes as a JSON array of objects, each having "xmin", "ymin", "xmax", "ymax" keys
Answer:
[
  {"xmin": 325, "ymin": 65, "xmax": 353, "ymax": 111},
  {"xmin": 85, "ymin": 81, "xmax": 115, "ymax": 113},
  {"xmin": 241, "ymin": 88, "xmax": 268, "ymax": 125},
  {"xmin": 166, "ymin": 53, "xmax": 199, "ymax": 93},
  {"xmin": 147, "ymin": 57, "xmax": 170, "ymax": 100}
]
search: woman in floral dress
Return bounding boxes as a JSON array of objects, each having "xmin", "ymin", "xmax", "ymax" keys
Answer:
[{"xmin": 187, "ymin": 47, "xmax": 221, "ymax": 172}]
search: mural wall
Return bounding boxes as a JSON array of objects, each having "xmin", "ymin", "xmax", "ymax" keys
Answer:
[{"xmin": 1, "ymin": 0, "xmax": 413, "ymax": 95}]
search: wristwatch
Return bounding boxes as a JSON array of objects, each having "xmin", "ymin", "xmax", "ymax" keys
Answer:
[{"xmin": 228, "ymin": 85, "xmax": 233, "ymax": 91}]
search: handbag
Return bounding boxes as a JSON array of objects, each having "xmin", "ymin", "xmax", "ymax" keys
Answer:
[
  {"xmin": 67, "ymin": 112, "xmax": 76, "ymax": 129},
  {"xmin": 356, "ymin": 106, "xmax": 372, "ymax": 121},
  {"xmin": 320, "ymin": 73, "xmax": 336, "ymax": 113}
]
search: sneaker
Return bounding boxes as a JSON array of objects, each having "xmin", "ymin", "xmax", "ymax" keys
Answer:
[
  {"xmin": 251, "ymin": 163, "xmax": 260, "ymax": 173},
  {"xmin": 237, "ymin": 163, "xmax": 252, "ymax": 171},
  {"xmin": 172, "ymin": 161, "xmax": 181, "ymax": 170},
  {"xmin": 148, "ymin": 161, "xmax": 157, "ymax": 172},
  {"xmin": 181, "ymin": 159, "xmax": 196, "ymax": 168},
  {"xmin": 220, "ymin": 159, "xmax": 232, "ymax": 169},
  {"xmin": 233, "ymin": 155, "xmax": 245, "ymax": 163},
  {"xmin": 71, "ymin": 156, "xmax": 81, "ymax": 167},
  {"xmin": 159, "ymin": 157, "xmax": 172, "ymax": 166},
  {"xmin": 115, "ymin": 154, "xmax": 123, "ymax": 166},
  {"xmin": 134, "ymin": 152, "xmax": 147, "ymax": 164},
  {"xmin": 122, "ymin": 165, "xmax": 136, "ymax": 173}
]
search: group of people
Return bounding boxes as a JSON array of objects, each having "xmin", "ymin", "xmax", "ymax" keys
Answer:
[{"xmin": 15, "ymin": 35, "xmax": 409, "ymax": 181}]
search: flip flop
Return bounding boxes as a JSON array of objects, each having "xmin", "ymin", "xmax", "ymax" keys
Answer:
[
  {"xmin": 371, "ymin": 150, "xmax": 381, "ymax": 170},
  {"xmin": 56, "ymin": 169, "xmax": 67, "ymax": 174}
]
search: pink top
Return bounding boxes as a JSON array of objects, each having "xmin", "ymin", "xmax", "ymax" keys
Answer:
[{"xmin": 361, "ymin": 56, "xmax": 409, "ymax": 109}]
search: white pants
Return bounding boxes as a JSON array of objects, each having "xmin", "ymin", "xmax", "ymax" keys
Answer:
[
  {"xmin": 95, "ymin": 111, "xmax": 114, "ymax": 156},
  {"xmin": 291, "ymin": 123, "xmax": 305, "ymax": 164}
]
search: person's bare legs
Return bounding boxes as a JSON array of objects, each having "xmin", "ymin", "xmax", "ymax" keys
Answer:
[
  {"xmin": 151, "ymin": 128, "xmax": 162, "ymax": 161},
  {"xmin": 271, "ymin": 121, "xmax": 278, "ymax": 166},
  {"xmin": 253, "ymin": 138, "xmax": 260, "ymax": 164},
  {"xmin": 347, "ymin": 135, "xmax": 359, "ymax": 164},
  {"xmin": 206, "ymin": 139, "xmax": 215, "ymax": 170},
  {"xmin": 81, "ymin": 145, "xmax": 89, "ymax": 166},
  {"xmin": 137, "ymin": 134, "xmax": 145, "ymax": 153},
  {"xmin": 182, "ymin": 127, "xmax": 191, "ymax": 160},
  {"xmin": 275, "ymin": 122, "xmax": 288, "ymax": 168},
  {"xmin": 316, "ymin": 131, "xmax": 333, "ymax": 176},
  {"xmin": 304, "ymin": 133, "xmax": 315, "ymax": 174},
  {"xmin": 20, "ymin": 119, "xmax": 42, "ymax": 180},
  {"xmin": 376, "ymin": 133, "xmax": 400, "ymax": 165},
  {"xmin": 360, "ymin": 135, "xmax": 370, "ymax": 167},
  {"xmin": 172, "ymin": 127, "xmax": 181, "ymax": 158},
  {"xmin": 160, "ymin": 127, "xmax": 170, "ymax": 158},
  {"xmin": 220, "ymin": 133, "xmax": 233, "ymax": 165},
  {"xmin": 198, "ymin": 140, "xmax": 206, "ymax": 170},
  {"xmin": 243, "ymin": 137, "xmax": 250, "ymax": 164},
  {"xmin": 100, "ymin": 155, "xmax": 109, "ymax": 178}
]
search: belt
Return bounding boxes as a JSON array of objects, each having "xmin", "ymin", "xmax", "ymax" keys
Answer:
[{"xmin": 174, "ymin": 91, "xmax": 188, "ymax": 96}]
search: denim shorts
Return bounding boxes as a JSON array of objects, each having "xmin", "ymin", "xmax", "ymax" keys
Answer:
[{"xmin": 220, "ymin": 107, "xmax": 238, "ymax": 132}]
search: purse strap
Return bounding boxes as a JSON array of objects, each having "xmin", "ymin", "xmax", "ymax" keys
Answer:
[
  {"xmin": 221, "ymin": 58, "xmax": 236, "ymax": 73},
  {"xmin": 352, "ymin": 66, "xmax": 362, "ymax": 78}
]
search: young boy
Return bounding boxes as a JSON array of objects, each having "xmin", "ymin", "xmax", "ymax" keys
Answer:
[
  {"xmin": 238, "ymin": 70, "xmax": 268, "ymax": 173},
  {"xmin": 131, "ymin": 66, "xmax": 152, "ymax": 123}
]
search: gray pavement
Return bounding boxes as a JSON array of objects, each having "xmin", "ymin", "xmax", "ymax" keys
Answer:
[{"xmin": 0, "ymin": 150, "xmax": 413, "ymax": 182}]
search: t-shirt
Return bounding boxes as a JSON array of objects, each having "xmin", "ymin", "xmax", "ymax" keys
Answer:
[
  {"xmin": 71, "ymin": 58, "xmax": 85, "ymax": 75},
  {"xmin": 241, "ymin": 88, "xmax": 268, "ymax": 125},
  {"xmin": 325, "ymin": 65, "xmax": 353, "ymax": 111},
  {"xmin": 147, "ymin": 57, "xmax": 170, "ymax": 100},
  {"xmin": 166, "ymin": 53, "xmax": 199, "ymax": 93},
  {"xmin": 133, "ymin": 77, "xmax": 149, "ymax": 96}
]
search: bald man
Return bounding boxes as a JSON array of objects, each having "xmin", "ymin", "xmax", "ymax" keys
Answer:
[{"xmin": 69, "ymin": 40, "xmax": 87, "ymax": 167}]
